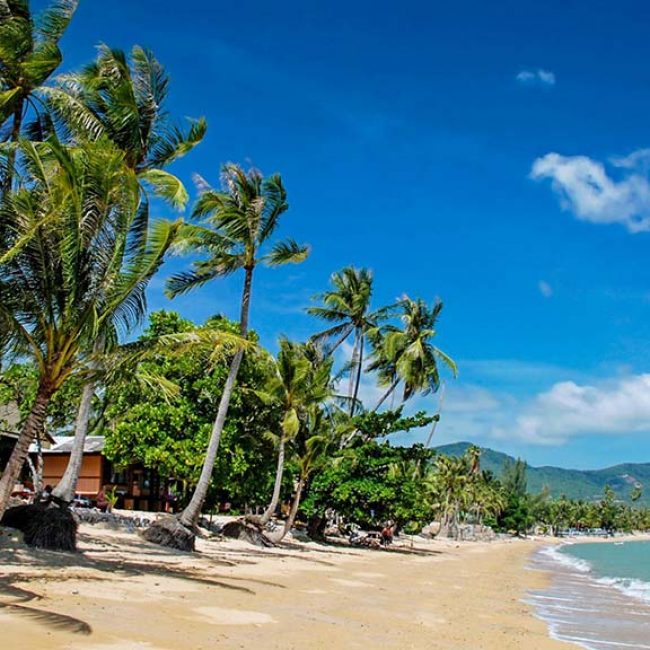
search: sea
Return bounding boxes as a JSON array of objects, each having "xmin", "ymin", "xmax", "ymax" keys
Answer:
[{"xmin": 528, "ymin": 540, "xmax": 650, "ymax": 649}]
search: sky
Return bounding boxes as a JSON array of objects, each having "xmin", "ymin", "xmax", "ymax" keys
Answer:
[{"xmin": 51, "ymin": 0, "xmax": 650, "ymax": 469}]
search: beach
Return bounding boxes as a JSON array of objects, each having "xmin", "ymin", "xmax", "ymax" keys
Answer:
[{"xmin": 0, "ymin": 523, "xmax": 575, "ymax": 650}]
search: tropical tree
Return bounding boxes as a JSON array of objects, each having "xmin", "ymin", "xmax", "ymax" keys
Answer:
[
  {"xmin": 308, "ymin": 267, "xmax": 389, "ymax": 415},
  {"xmin": 163, "ymin": 163, "xmax": 309, "ymax": 530},
  {"xmin": 303, "ymin": 441, "xmax": 434, "ymax": 536},
  {"xmin": 45, "ymin": 44, "xmax": 205, "ymax": 205},
  {"xmin": 249, "ymin": 339, "xmax": 314, "ymax": 525},
  {"xmin": 0, "ymin": 138, "xmax": 180, "ymax": 516},
  {"xmin": 368, "ymin": 297, "xmax": 456, "ymax": 413},
  {"xmin": 270, "ymin": 361, "xmax": 336, "ymax": 543},
  {"xmin": 49, "ymin": 46, "xmax": 203, "ymax": 502},
  {"xmin": 101, "ymin": 312, "xmax": 279, "ymax": 508},
  {"xmin": 0, "ymin": 0, "xmax": 78, "ymax": 186}
]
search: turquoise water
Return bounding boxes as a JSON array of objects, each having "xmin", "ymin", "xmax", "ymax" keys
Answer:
[
  {"xmin": 562, "ymin": 541, "xmax": 650, "ymax": 587},
  {"xmin": 529, "ymin": 541, "xmax": 650, "ymax": 649}
]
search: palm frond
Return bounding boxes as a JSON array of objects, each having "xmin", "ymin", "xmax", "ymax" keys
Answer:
[
  {"xmin": 263, "ymin": 238, "xmax": 309, "ymax": 266},
  {"xmin": 139, "ymin": 168, "xmax": 188, "ymax": 210}
]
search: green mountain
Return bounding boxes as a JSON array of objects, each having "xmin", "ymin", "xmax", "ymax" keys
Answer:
[{"xmin": 435, "ymin": 441, "xmax": 650, "ymax": 504}]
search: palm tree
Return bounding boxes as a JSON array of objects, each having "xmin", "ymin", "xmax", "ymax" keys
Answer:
[
  {"xmin": 0, "ymin": 138, "xmax": 180, "ymax": 516},
  {"xmin": 270, "ymin": 358, "xmax": 336, "ymax": 544},
  {"xmin": 45, "ymin": 44, "xmax": 205, "ymax": 207},
  {"xmin": 252, "ymin": 339, "xmax": 310, "ymax": 525},
  {"xmin": 369, "ymin": 297, "xmax": 456, "ymax": 412},
  {"xmin": 164, "ymin": 163, "xmax": 309, "ymax": 529},
  {"xmin": 0, "ymin": 0, "xmax": 78, "ymax": 186},
  {"xmin": 49, "ymin": 46, "xmax": 202, "ymax": 503},
  {"xmin": 255, "ymin": 339, "xmax": 333, "ymax": 526},
  {"xmin": 308, "ymin": 267, "xmax": 389, "ymax": 415}
]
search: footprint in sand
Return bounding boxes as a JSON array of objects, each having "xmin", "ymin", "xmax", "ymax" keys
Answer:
[{"xmin": 193, "ymin": 606, "xmax": 275, "ymax": 625}]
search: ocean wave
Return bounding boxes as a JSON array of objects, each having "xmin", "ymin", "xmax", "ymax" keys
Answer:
[
  {"xmin": 596, "ymin": 576, "xmax": 650, "ymax": 605},
  {"xmin": 539, "ymin": 544, "xmax": 592, "ymax": 573}
]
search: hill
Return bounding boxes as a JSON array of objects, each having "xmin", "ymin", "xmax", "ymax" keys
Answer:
[{"xmin": 435, "ymin": 442, "xmax": 650, "ymax": 504}]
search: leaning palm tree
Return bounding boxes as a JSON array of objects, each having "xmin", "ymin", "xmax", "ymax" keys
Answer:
[
  {"xmin": 368, "ymin": 297, "xmax": 456, "ymax": 412},
  {"xmin": 308, "ymin": 267, "xmax": 389, "ymax": 415},
  {"xmin": 0, "ymin": 0, "xmax": 78, "ymax": 186},
  {"xmin": 253, "ymin": 339, "xmax": 311, "ymax": 526},
  {"xmin": 0, "ymin": 137, "xmax": 181, "ymax": 517},
  {"xmin": 270, "ymin": 362, "xmax": 336, "ymax": 544},
  {"xmin": 253, "ymin": 339, "xmax": 333, "ymax": 526},
  {"xmin": 163, "ymin": 163, "xmax": 309, "ymax": 531},
  {"xmin": 49, "ymin": 46, "xmax": 202, "ymax": 503}
]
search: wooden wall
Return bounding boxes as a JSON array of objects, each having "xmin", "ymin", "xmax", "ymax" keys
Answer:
[{"xmin": 42, "ymin": 454, "xmax": 104, "ymax": 496}]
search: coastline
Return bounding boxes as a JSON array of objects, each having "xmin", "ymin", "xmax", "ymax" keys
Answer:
[
  {"xmin": 527, "ymin": 533, "xmax": 650, "ymax": 650},
  {"xmin": 0, "ymin": 524, "xmax": 577, "ymax": 650}
]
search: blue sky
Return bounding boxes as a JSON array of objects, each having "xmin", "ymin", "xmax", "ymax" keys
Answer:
[{"xmin": 54, "ymin": 0, "xmax": 650, "ymax": 469}]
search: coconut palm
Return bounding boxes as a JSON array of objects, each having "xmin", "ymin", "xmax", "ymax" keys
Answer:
[
  {"xmin": 0, "ymin": 0, "xmax": 78, "ymax": 186},
  {"xmin": 251, "ymin": 339, "xmax": 333, "ymax": 526},
  {"xmin": 45, "ymin": 44, "xmax": 205, "ymax": 207},
  {"xmin": 270, "ymin": 360, "xmax": 336, "ymax": 544},
  {"xmin": 252, "ymin": 339, "xmax": 310, "ymax": 525},
  {"xmin": 308, "ymin": 267, "xmax": 389, "ymax": 415},
  {"xmin": 164, "ymin": 163, "xmax": 309, "ymax": 529},
  {"xmin": 368, "ymin": 297, "xmax": 456, "ymax": 412},
  {"xmin": 0, "ymin": 138, "xmax": 181, "ymax": 516},
  {"xmin": 49, "ymin": 46, "xmax": 202, "ymax": 503}
]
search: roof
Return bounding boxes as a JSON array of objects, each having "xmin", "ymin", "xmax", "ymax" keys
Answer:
[{"xmin": 35, "ymin": 436, "xmax": 105, "ymax": 454}]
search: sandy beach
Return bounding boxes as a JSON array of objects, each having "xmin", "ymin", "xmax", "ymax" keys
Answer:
[{"xmin": 0, "ymin": 522, "xmax": 577, "ymax": 650}]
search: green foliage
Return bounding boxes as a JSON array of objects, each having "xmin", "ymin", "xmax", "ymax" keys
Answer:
[
  {"xmin": 0, "ymin": 361, "xmax": 83, "ymax": 433},
  {"xmin": 302, "ymin": 441, "xmax": 434, "ymax": 530},
  {"xmin": 351, "ymin": 408, "xmax": 438, "ymax": 440},
  {"xmin": 102, "ymin": 311, "xmax": 279, "ymax": 506}
]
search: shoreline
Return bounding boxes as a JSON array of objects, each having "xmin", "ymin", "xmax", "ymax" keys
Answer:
[
  {"xmin": 0, "ymin": 524, "xmax": 579, "ymax": 650},
  {"xmin": 528, "ymin": 532, "xmax": 650, "ymax": 650}
]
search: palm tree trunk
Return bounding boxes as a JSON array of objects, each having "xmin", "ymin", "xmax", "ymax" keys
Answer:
[
  {"xmin": 347, "ymin": 331, "xmax": 359, "ymax": 414},
  {"xmin": 329, "ymin": 329, "xmax": 351, "ymax": 354},
  {"xmin": 373, "ymin": 378, "xmax": 399, "ymax": 412},
  {"xmin": 272, "ymin": 475, "xmax": 305, "ymax": 543},
  {"xmin": 178, "ymin": 266, "xmax": 253, "ymax": 528},
  {"xmin": 52, "ymin": 380, "xmax": 95, "ymax": 503},
  {"xmin": 4, "ymin": 101, "xmax": 23, "ymax": 194},
  {"xmin": 351, "ymin": 334, "xmax": 364, "ymax": 416},
  {"xmin": 0, "ymin": 379, "xmax": 53, "ymax": 517},
  {"xmin": 259, "ymin": 434, "xmax": 286, "ymax": 525},
  {"xmin": 424, "ymin": 383, "xmax": 446, "ymax": 448},
  {"xmin": 26, "ymin": 430, "xmax": 44, "ymax": 495}
]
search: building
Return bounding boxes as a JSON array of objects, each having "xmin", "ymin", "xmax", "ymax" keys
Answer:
[
  {"xmin": 39, "ymin": 436, "xmax": 172, "ymax": 512},
  {"xmin": 40, "ymin": 436, "xmax": 108, "ymax": 497}
]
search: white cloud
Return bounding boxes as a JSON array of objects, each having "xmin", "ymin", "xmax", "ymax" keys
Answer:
[
  {"xmin": 530, "ymin": 151, "xmax": 650, "ymax": 233},
  {"xmin": 516, "ymin": 68, "xmax": 556, "ymax": 86},
  {"xmin": 505, "ymin": 374, "xmax": 650, "ymax": 444},
  {"xmin": 538, "ymin": 280, "xmax": 553, "ymax": 298}
]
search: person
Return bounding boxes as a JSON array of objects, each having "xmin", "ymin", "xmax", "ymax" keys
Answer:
[
  {"xmin": 381, "ymin": 521, "xmax": 394, "ymax": 548},
  {"xmin": 96, "ymin": 486, "xmax": 109, "ymax": 512},
  {"xmin": 40, "ymin": 484, "xmax": 53, "ymax": 504}
]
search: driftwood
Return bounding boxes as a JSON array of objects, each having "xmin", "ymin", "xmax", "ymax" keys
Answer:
[
  {"xmin": 142, "ymin": 517, "xmax": 195, "ymax": 552},
  {"xmin": 1, "ymin": 504, "xmax": 77, "ymax": 552}
]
